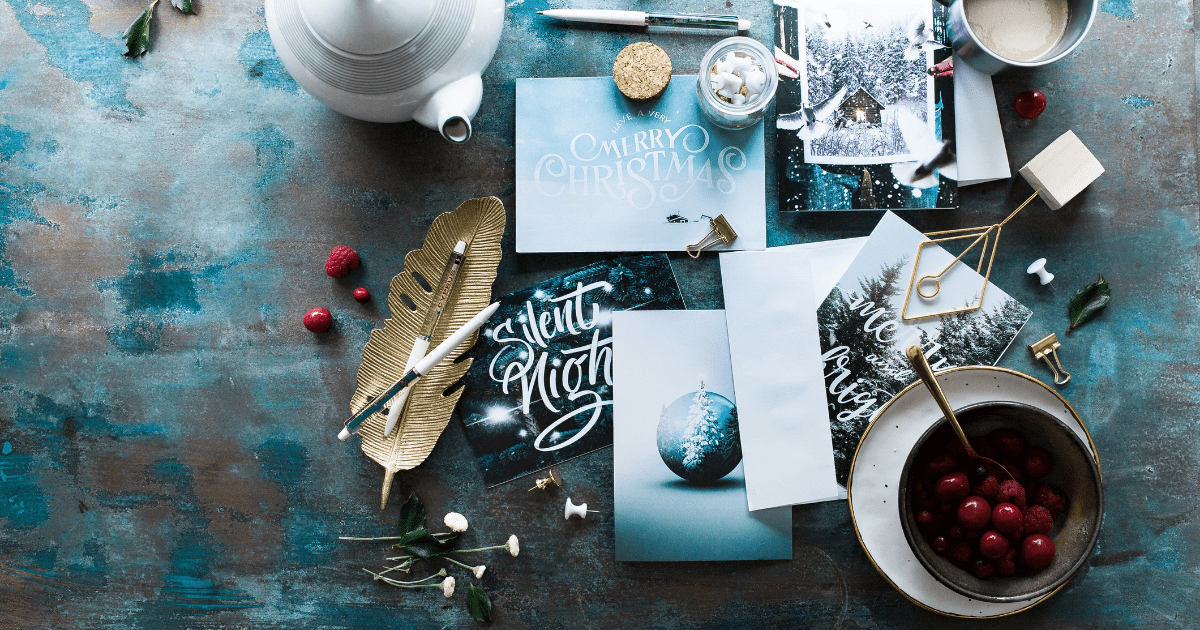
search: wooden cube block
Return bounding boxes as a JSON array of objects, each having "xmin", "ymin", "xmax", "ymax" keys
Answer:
[{"xmin": 1018, "ymin": 130, "xmax": 1105, "ymax": 210}]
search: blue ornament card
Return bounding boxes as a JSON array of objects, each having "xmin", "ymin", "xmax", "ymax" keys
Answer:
[
  {"xmin": 515, "ymin": 77, "xmax": 766, "ymax": 252},
  {"xmin": 458, "ymin": 254, "xmax": 685, "ymax": 486},
  {"xmin": 611, "ymin": 310, "xmax": 791, "ymax": 562}
]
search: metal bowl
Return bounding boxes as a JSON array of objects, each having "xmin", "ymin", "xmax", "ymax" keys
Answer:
[{"xmin": 897, "ymin": 401, "xmax": 1103, "ymax": 603}]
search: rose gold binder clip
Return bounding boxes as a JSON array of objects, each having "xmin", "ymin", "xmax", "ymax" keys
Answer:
[
  {"xmin": 1030, "ymin": 333, "xmax": 1071, "ymax": 386},
  {"xmin": 686, "ymin": 214, "xmax": 738, "ymax": 258}
]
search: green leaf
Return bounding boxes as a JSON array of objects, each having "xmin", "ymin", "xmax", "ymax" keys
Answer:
[
  {"xmin": 397, "ymin": 493, "xmax": 426, "ymax": 535},
  {"xmin": 466, "ymin": 584, "xmax": 492, "ymax": 622},
  {"xmin": 168, "ymin": 0, "xmax": 195, "ymax": 14},
  {"xmin": 397, "ymin": 528, "xmax": 459, "ymax": 559},
  {"xmin": 122, "ymin": 0, "xmax": 158, "ymax": 57},
  {"xmin": 1067, "ymin": 273, "xmax": 1111, "ymax": 332}
]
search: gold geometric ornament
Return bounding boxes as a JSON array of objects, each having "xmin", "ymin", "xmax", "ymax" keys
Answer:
[{"xmin": 350, "ymin": 197, "xmax": 505, "ymax": 509}]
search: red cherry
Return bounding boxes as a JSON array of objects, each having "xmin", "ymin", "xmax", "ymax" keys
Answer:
[
  {"xmin": 916, "ymin": 510, "xmax": 935, "ymax": 529},
  {"xmin": 973, "ymin": 560, "xmax": 996, "ymax": 579},
  {"xmin": 353, "ymin": 287, "xmax": 371, "ymax": 303},
  {"xmin": 992, "ymin": 502, "xmax": 1024, "ymax": 536},
  {"xmin": 926, "ymin": 453, "xmax": 957, "ymax": 476},
  {"xmin": 1021, "ymin": 534, "xmax": 1056, "ymax": 570},
  {"xmin": 1015, "ymin": 90, "xmax": 1047, "ymax": 119},
  {"xmin": 979, "ymin": 530, "xmax": 1011, "ymax": 560},
  {"xmin": 1023, "ymin": 447, "xmax": 1054, "ymax": 479},
  {"xmin": 990, "ymin": 429, "xmax": 1026, "ymax": 458},
  {"xmin": 932, "ymin": 535, "xmax": 950, "ymax": 554},
  {"xmin": 957, "ymin": 496, "xmax": 992, "ymax": 530},
  {"xmin": 935, "ymin": 472, "xmax": 971, "ymax": 502},
  {"xmin": 303, "ymin": 307, "xmax": 333, "ymax": 333}
]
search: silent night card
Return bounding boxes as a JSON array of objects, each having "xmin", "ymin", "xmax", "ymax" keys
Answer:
[
  {"xmin": 457, "ymin": 254, "xmax": 685, "ymax": 487},
  {"xmin": 612, "ymin": 310, "xmax": 791, "ymax": 562},
  {"xmin": 774, "ymin": 0, "xmax": 959, "ymax": 210},
  {"xmin": 818, "ymin": 212, "xmax": 1031, "ymax": 486},
  {"xmin": 515, "ymin": 77, "xmax": 766, "ymax": 252}
]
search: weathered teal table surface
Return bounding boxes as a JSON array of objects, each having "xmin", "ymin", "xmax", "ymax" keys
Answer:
[{"xmin": 0, "ymin": 0, "xmax": 1196, "ymax": 627}]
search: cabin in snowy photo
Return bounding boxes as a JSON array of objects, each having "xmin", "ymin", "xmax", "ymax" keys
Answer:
[{"xmin": 838, "ymin": 87, "xmax": 884, "ymax": 126}]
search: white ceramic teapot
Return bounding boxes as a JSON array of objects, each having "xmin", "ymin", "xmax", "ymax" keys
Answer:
[{"xmin": 265, "ymin": 0, "xmax": 503, "ymax": 142}]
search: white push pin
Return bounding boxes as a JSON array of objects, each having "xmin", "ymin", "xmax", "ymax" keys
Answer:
[
  {"xmin": 564, "ymin": 497, "xmax": 599, "ymax": 520},
  {"xmin": 1027, "ymin": 258, "xmax": 1054, "ymax": 285}
]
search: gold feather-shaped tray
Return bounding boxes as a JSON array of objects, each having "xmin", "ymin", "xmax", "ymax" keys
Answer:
[{"xmin": 350, "ymin": 197, "xmax": 505, "ymax": 509}]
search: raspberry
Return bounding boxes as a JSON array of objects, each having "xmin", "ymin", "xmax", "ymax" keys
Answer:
[
  {"xmin": 303, "ymin": 307, "xmax": 333, "ymax": 333},
  {"xmin": 325, "ymin": 245, "xmax": 361, "ymax": 278},
  {"xmin": 973, "ymin": 560, "xmax": 996, "ymax": 579},
  {"xmin": 992, "ymin": 502, "xmax": 1024, "ymax": 536},
  {"xmin": 949, "ymin": 541, "xmax": 974, "ymax": 564},
  {"xmin": 996, "ymin": 479, "xmax": 1027, "ymax": 509},
  {"xmin": 935, "ymin": 472, "xmax": 971, "ymax": 502},
  {"xmin": 1033, "ymin": 483, "xmax": 1068, "ymax": 516},
  {"xmin": 972, "ymin": 475, "xmax": 1000, "ymax": 500},
  {"xmin": 957, "ymin": 496, "xmax": 992, "ymax": 530},
  {"xmin": 926, "ymin": 453, "xmax": 957, "ymax": 477},
  {"xmin": 1001, "ymin": 462, "xmax": 1025, "ymax": 484},
  {"xmin": 996, "ymin": 549, "xmax": 1018, "ymax": 576},
  {"xmin": 990, "ymin": 428, "xmax": 1027, "ymax": 459},
  {"xmin": 1023, "ymin": 447, "xmax": 1054, "ymax": 479},
  {"xmin": 979, "ymin": 530, "xmax": 1010, "ymax": 560},
  {"xmin": 353, "ymin": 287, "xmax": 371, "ymax": 303},
  {"xmin": 1023, "ymin": 505, "xmax": 1054, "ymax": 535},
  {"xmin": 1021, "ymin": 534, "xmax": 1056, "ymax": 570},
  {"xmin": 931, "ymin": 535, "xmax": 950, "ymax": 554}
]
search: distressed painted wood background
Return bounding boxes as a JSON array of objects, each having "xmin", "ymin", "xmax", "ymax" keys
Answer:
[{"xmin": 0, "ymin": 0, "xmax": 1196, "ymax": 627}]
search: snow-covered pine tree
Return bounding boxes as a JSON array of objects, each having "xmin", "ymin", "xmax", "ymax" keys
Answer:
[{"xmin": 681, "ymin": 380, "xmax": 724, "ymax": 470}]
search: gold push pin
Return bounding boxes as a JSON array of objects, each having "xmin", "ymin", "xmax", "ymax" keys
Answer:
[
  {"xmin": 1030, "ymin": 333, "xmax": 1071, "ymax": 386},
  {"xmin": 528, "ymin": 467, "xmax": 563, "ymax": 492},
  {"xmin": 686, "ymin": 214, "xmax": 738, "ymax": 259}
]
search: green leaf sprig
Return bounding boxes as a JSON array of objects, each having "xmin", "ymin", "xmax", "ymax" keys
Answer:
[
  {"xmin": 1068, "ymin": 274, "xmax": 1111, "ymax": 333},
  {"xmin": 122, "ymin": 0, "xmax": 195, "ymax": 57},
  {"xmin": 339, "ymin": 493, "xmax": 519, "ymax": 622}
]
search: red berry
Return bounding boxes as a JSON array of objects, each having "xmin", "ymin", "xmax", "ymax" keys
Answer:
[
  {"xmin": 979, "ymin": 530, "xmax": 1010, "ymax": 560},
  {"xmin": 997, "ymin": 479, "xmax": 1027, "ymax": 509},
  {"xmin": 990, "ymin": 429, "xmax": 1027, "ymax": 458},
  {"xmin": 325, "ymin": 245, "xmax": 361, "ymax": 278},
  {"xmin": 949, "ymin": 541, "xmax": 974, "ymax": 564},
  {"xmin": 948, "ymin": 524, "xmax": 964, "ymax": 539},
  {"xmin": 1023, "ymin": 447, "xmax": 1054, "ymax": 479},
  {"xmin": 957, "ymin": 496, "xmax": 992, "ymax": 530},
  {"xmin": 1015, "ymin": 90, "xmax": 1047, "ymax": 119},
  {"xmin": 992, "ymin": 502, "xmax": 1024, "ymax": 536},
  {"xmin": 1033, "ymin": 483, "xmax": 1068, "ymax": 516},
  {"xmin": 972, "ymin": 475, "xmax": 1000, "ymax": 500},
  {"xmin": 916, "ymin": 510, "xmax": 935, "ymax": 530},
  {"xmin": 353, "ymin": 287, "xmax": 370, "ymax": 303},
  {"xmin": 1002, "ymin": 462, "xmax": 1025, "ymax": 484},
  {"xmin": 1021, "ymin": 534, "xmax": 1056, "ymax": 570},
  {"xmin": 932, "ymin": 535, "xmax": 950, "ymax": 554},
  {"xmin": 1024, "ymin": 505, "xmax": 1054, "ymax": 535},
  {"xmin": 973, "ymin": 560, "xmax": 996, "ymax": 579},
  {"xmin": 997, "ymin": 549, "xmax": 1018, "ymax": 576},
  {"xmin": 936, "ymin": 472, "xmax": 971, "ymax": 502},
  {"xmin": 303, "ymin": 307, "xmax": 333, "ymax": 333},
  {"xmin": 926, "ymin": 453, "xmax": 957, "ymax": 476}
]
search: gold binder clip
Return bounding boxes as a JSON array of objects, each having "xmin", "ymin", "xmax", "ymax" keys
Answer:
[
  {"xmin": 528, "ymin": 467, "xmax": 563, "ymax": 492},
  {"xmin": 686, "ymin": 214, "xmax": 738, "ymax": 259},
  {"xmin": 1030, "ymin": 333, "xmax": 1071, "ymax": 386}
]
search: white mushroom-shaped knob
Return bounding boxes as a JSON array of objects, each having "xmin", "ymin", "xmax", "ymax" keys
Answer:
[
  {"xmin": 710, "ymin": 72, "xmax": 743, "ymax": 95},
  {"xmin": 564, "ymin": 497, "xmax": 599, "ymax": 520},
  {"xmin": 1027, "ymin": 258, "xmax": 1054, "ymax": 285},
  {"xmin": 743, "ymin": 68, "xmax": 767, "ymax": 95}
]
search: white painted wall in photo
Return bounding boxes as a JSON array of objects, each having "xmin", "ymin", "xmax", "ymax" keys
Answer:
[
  {"xmin": 612, "ymin": 310, "xmax": 791, "ymax": 561},
  {"xmin": 719, "ymin": 249, "xmax": 841, "ymax": 509}
]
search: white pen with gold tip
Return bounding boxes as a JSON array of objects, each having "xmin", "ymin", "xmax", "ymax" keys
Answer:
[
  {"xmin": 537, "ymin": 9, "xmax": 750, "ymax": 32},
  {"xmin": 338, "ymin": 301, "xmax": 500, "ymax": 441}
]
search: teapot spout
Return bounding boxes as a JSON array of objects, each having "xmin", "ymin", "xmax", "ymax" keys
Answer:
[{"xmin": 412, "ymin": 74, "xmax": 483, "ymax": 143}]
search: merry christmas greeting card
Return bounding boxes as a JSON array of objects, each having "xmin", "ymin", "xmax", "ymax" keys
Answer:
[
  {"xmin": 817, "ymin": 212, "xmax": 1031, "ymax": 487},
  {"xmin": 515, "ymin": 77, "xmax": 766, "ymax": 252},
  {"xmin": 612, "ymin": 310, "xmax": 791, "ymax": 562},
  {"xmin": 458, "ymin": 254, "xmax": 685, "ymax": 487}
]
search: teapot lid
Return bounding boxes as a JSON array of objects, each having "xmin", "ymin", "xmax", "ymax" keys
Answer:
[{"xmin": 298, "ymin": 0, "xmax": 437, "ymax": 55}]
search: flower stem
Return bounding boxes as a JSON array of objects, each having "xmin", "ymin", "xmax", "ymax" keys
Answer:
[
  {"xmin": 340, "ymin": 535, "xmax": 407, "ymax": 542},
  {"xmin": 451, "ymin": 544, "xmax": 506, "ymax": 554},
  {"xmin": 444, "ymin": 556, "xmax": 476, "ymax": 571},
  {"xmin": 363, "ymin": 568, "xmax": 444, "ymax": 587}
]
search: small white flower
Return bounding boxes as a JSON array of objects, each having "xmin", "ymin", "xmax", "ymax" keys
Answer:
[
  {"xmin": 473, "ymin": 565, "xmax": 486, "ymax": 579},
  {"xmin": 507, "ymin": 534, "xmax": 520, "ymax": 557},
  {"xmin": 444, "ymin": 512, "xmax": 469, "ymax": 533},
  {"xmin": 442, "ymin": 576, "xmax": 455, "ymax": 598}
]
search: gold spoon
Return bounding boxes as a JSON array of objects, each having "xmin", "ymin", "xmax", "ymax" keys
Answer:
[{"xmin": 905, "ymin": 345, "xmax": 1015, "ymax": 482}]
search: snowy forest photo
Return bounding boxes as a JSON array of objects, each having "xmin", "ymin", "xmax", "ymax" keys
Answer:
[{"xmin": 815, "ymin": 216, "xmax": 1032, "ymax": 486}]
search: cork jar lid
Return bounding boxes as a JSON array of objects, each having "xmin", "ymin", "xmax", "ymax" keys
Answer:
[{"xmin": 612, "ymin": 42, "xmax": 672, "ymax": 101}]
